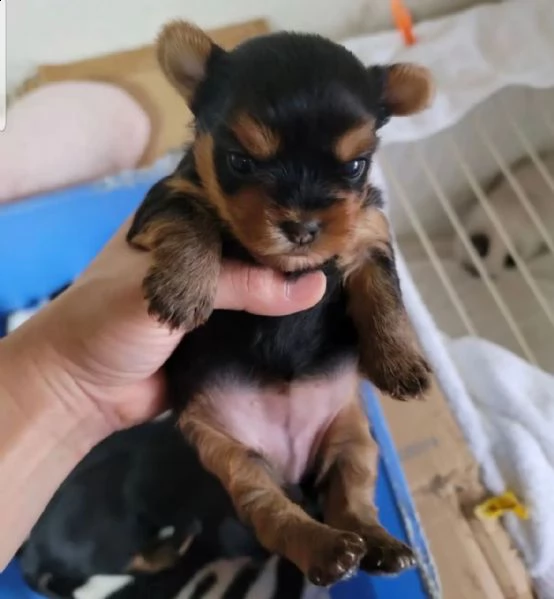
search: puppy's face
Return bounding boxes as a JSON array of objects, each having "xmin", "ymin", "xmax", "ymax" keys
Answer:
[
  {"xmin": 454, "ymin": 196, "xmax": 542, "ymax": 278},
  {"xmin": 158, "ymin": 22, "xmax": 434, "ymax": 271}
]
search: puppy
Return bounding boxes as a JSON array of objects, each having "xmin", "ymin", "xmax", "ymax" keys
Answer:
[
  {"xmin": 128, "ymin": 22, "xmax": 433, "ymax": 586},
  {"xmin": 455, "ymin": 154, "xmax": 554, "ymax": 277},
  {"xmin": 18, "ymin": 416, "xmax": 279, "ymax": 598}
]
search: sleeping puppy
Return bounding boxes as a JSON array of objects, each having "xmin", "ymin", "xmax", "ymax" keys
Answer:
[
  {"xmin": 18, "ymin": 416, "xmax": 282, "ymax": 598},
  {"xmin": 455, "ymin": 154, "xmax": 554, "ymax": 277},
  {"xmin": 128, "ymin": 22, "xmax": 433, "ymax": 587}
]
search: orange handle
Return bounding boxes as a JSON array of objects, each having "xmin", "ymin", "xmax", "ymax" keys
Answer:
[{"xmin": 391, "ymin": 0, "xmax": 416, "ymax": 46}]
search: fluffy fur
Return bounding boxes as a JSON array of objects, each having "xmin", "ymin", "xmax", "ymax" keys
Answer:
[
  {"xmin": 128, "ymin": 22, "xmax": 433, "ymax": 586},
  {"xmin": 454, "ymin": 154, "xmax": 554, "ymax": 277}
]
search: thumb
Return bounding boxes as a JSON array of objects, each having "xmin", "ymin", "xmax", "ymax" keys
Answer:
[{"xmin": 215, "ymin": 260, "xmax": 327, "ymax": 316}]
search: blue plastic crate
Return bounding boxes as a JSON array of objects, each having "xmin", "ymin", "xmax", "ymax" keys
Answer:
[{"xmin": 0, "ymin": 167, "xmax": 439, "ymax": 598}]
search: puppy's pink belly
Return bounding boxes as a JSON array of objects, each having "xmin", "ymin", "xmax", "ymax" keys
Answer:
[{"xmin": 207, "ymin": 368, "xmax": 358, "ymax": 484}]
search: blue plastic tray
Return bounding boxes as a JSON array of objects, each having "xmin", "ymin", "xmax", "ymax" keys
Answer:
[{"xmin": 0, "ymin": 166, "xmax": 438, "ymax": 598}]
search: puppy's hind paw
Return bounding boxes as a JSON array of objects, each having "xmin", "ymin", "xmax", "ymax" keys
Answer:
[
  {"xmin": 307, "ymin": 530, "xmax": 366, "ymax": 587},
  {"xmin": 362, "ymin": 534, "xmax": 416, "ymax": 576}
]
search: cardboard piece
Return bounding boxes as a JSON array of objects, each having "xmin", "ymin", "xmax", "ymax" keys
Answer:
[
  {"xmin": 18, "ymin": 19, "xmax": 270, "ymax": 166},
  {"xmin": 381, "ymin": 381, "xmax": 534, "ymax": 598}
]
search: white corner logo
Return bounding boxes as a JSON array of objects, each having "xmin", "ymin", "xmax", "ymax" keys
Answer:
[{"xmin": 0, "ymin": 0, "xmax": 5, "ymax": 131}]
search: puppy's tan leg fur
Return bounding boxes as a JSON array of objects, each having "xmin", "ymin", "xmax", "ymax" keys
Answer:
[
  {"xmin": 127, "ymin": 542, "xmax": 184, "ymax": 574},
  {"xmin": 127, "ymin": 529, "xmax": 197, "ymax": 574},
  {"xmin": 127, "ymin": 177, "xmax": 222, "ymax": 331},
  {"xmin": 341, "ymin": 207, "xmax": 430, "ymax": 399},
  {"xmin": 180, "ymin": 403, "xmax": 367, "ymax": 586},
  {"xmin": 318, "ymin": 396, "xmax": 416, "ymax": 574}
]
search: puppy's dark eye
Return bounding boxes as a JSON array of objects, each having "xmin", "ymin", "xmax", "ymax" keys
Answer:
[
  {"xmin": 343, "ymin": 158, "xmax": 367, "ymax": 179},
  {"xmin": 228, "ymin": 152, "xmax": 256, "ymax": 175},
  {"xmin": 504, "ymin": 253, "xmax": 516, "ymax": 269}
]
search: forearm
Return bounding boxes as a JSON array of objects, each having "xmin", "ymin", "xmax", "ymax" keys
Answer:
[{"xmin": 0, "ymin": 334, "xmax": 111, "ymax": 569}]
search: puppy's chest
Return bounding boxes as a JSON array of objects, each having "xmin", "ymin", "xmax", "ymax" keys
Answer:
[
  {"xmin": 205, "ymin": 366, "xmax": 359, "ymax": 484},
  {"xmin": 169, "ymin": 259, "xmax": 358, "ymax": 387}
]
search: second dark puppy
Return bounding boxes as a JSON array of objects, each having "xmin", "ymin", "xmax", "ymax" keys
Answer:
[
  {"xmin": 128, "ymin": 22, "xmax": 433, "ymax": 587},
  {"xmin": 18, "ymin": 415, "xmax": 282, "ymax": 598}
]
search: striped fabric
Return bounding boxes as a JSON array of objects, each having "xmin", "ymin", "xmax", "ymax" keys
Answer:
[{"xmin": 71, "ymin": 556, "xmax": 323, "ymax": 599}]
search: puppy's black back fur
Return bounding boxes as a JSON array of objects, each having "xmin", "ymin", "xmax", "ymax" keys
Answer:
[{"xmin": 195, "ymin": 32, "xmax": 389, "ymax": 134}]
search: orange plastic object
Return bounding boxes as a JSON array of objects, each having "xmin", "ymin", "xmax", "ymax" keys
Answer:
[{"xmin": 391, "ymin": 0, "xmax": 416, "ymax": 46}]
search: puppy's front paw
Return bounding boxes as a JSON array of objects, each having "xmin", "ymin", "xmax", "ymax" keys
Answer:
[
  {"xmin": 143, "ymin": 264, "xmax": 217, "ymax": 331},
  {"xmin": 368, "ymin": 349, "xmax": 431, "ymax": 400}
]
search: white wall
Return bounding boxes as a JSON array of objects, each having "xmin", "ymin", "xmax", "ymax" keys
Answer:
[{"xmin": 8, "ymin": 0, "xmax": 487, "ymax": 93}]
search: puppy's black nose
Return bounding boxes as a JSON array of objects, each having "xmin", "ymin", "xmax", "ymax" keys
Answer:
[
  {"xmin": 470, "ymin": 233, "xmax": 490, "ymax": 258},
  {"xmin": 280, "ymin": 220, "xmax": 320, "ymax": 245}
]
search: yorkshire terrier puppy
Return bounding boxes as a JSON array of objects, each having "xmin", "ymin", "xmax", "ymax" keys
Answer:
[{"xmin": 128, "ymin": 21, "xmax": 433, "ymax": 586}]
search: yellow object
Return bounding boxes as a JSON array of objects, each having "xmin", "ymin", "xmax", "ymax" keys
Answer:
[
  {"xmin": 475, "ymin": 491, "xmax": 529, "ymax": 521},
  {"xmin": 390, "ymin": 0, "xmax": 416, "ymax": 46}
]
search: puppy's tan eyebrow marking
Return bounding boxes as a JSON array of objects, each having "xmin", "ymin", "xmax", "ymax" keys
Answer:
[
  {"xmin": 231, "ymin": 114, "xmax": 281, "ymax": 160},
  {"xmin": 334, "ymin": 120, "xmax": 376, "ymax": 162},
  {"xmin": 166, "ymin": 176, "xmax": 204, "ymax": 197}
]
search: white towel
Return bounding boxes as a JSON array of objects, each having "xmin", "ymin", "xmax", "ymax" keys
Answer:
[{"xmin": 446, "ymin": 336, "xmax": 554, "ymax": 599}]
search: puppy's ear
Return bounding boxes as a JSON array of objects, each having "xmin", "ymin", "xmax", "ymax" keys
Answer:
[
  {"xmin": 370, "ymin": 63, "xmax": 434, "ymax": 126},
  {"xmin": 157, "ymin": 20, "xmax": 224, "ymax": 105}
]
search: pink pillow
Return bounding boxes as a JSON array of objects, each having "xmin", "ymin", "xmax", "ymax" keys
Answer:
[{"xmin": 0, "ymin": 81, "xmax": 151, "ymax": 202}]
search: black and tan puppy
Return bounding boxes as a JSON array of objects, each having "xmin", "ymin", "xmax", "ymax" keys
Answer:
[
  {"xmin": 128, "ymin": 22, "xmax": 433, "ymax": 587},
  {"xmin": 17, "ymin": 417, "xmax": 221, "ymax": 597},
  {"xmin": 19, "ymin": 416, "xmax": 297, "ymax": 598}
]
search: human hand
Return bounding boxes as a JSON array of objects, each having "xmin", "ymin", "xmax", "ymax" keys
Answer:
[{"xmin": 2, "ymin": 221, "xmax": 326, "ymax": 435}]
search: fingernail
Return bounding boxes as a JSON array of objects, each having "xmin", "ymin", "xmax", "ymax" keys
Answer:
[{"xmin": 285, "ymin": 272, "xmax": 326, "ymax": 302}]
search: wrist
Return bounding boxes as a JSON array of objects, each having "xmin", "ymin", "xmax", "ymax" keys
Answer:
[
  {"xmin": 0, "ymin": 335, "xmax": 113, "ymax": 568},
  {"xmin": 0, "ymin": 332, "xmax": 114, "ymax": 457}
]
